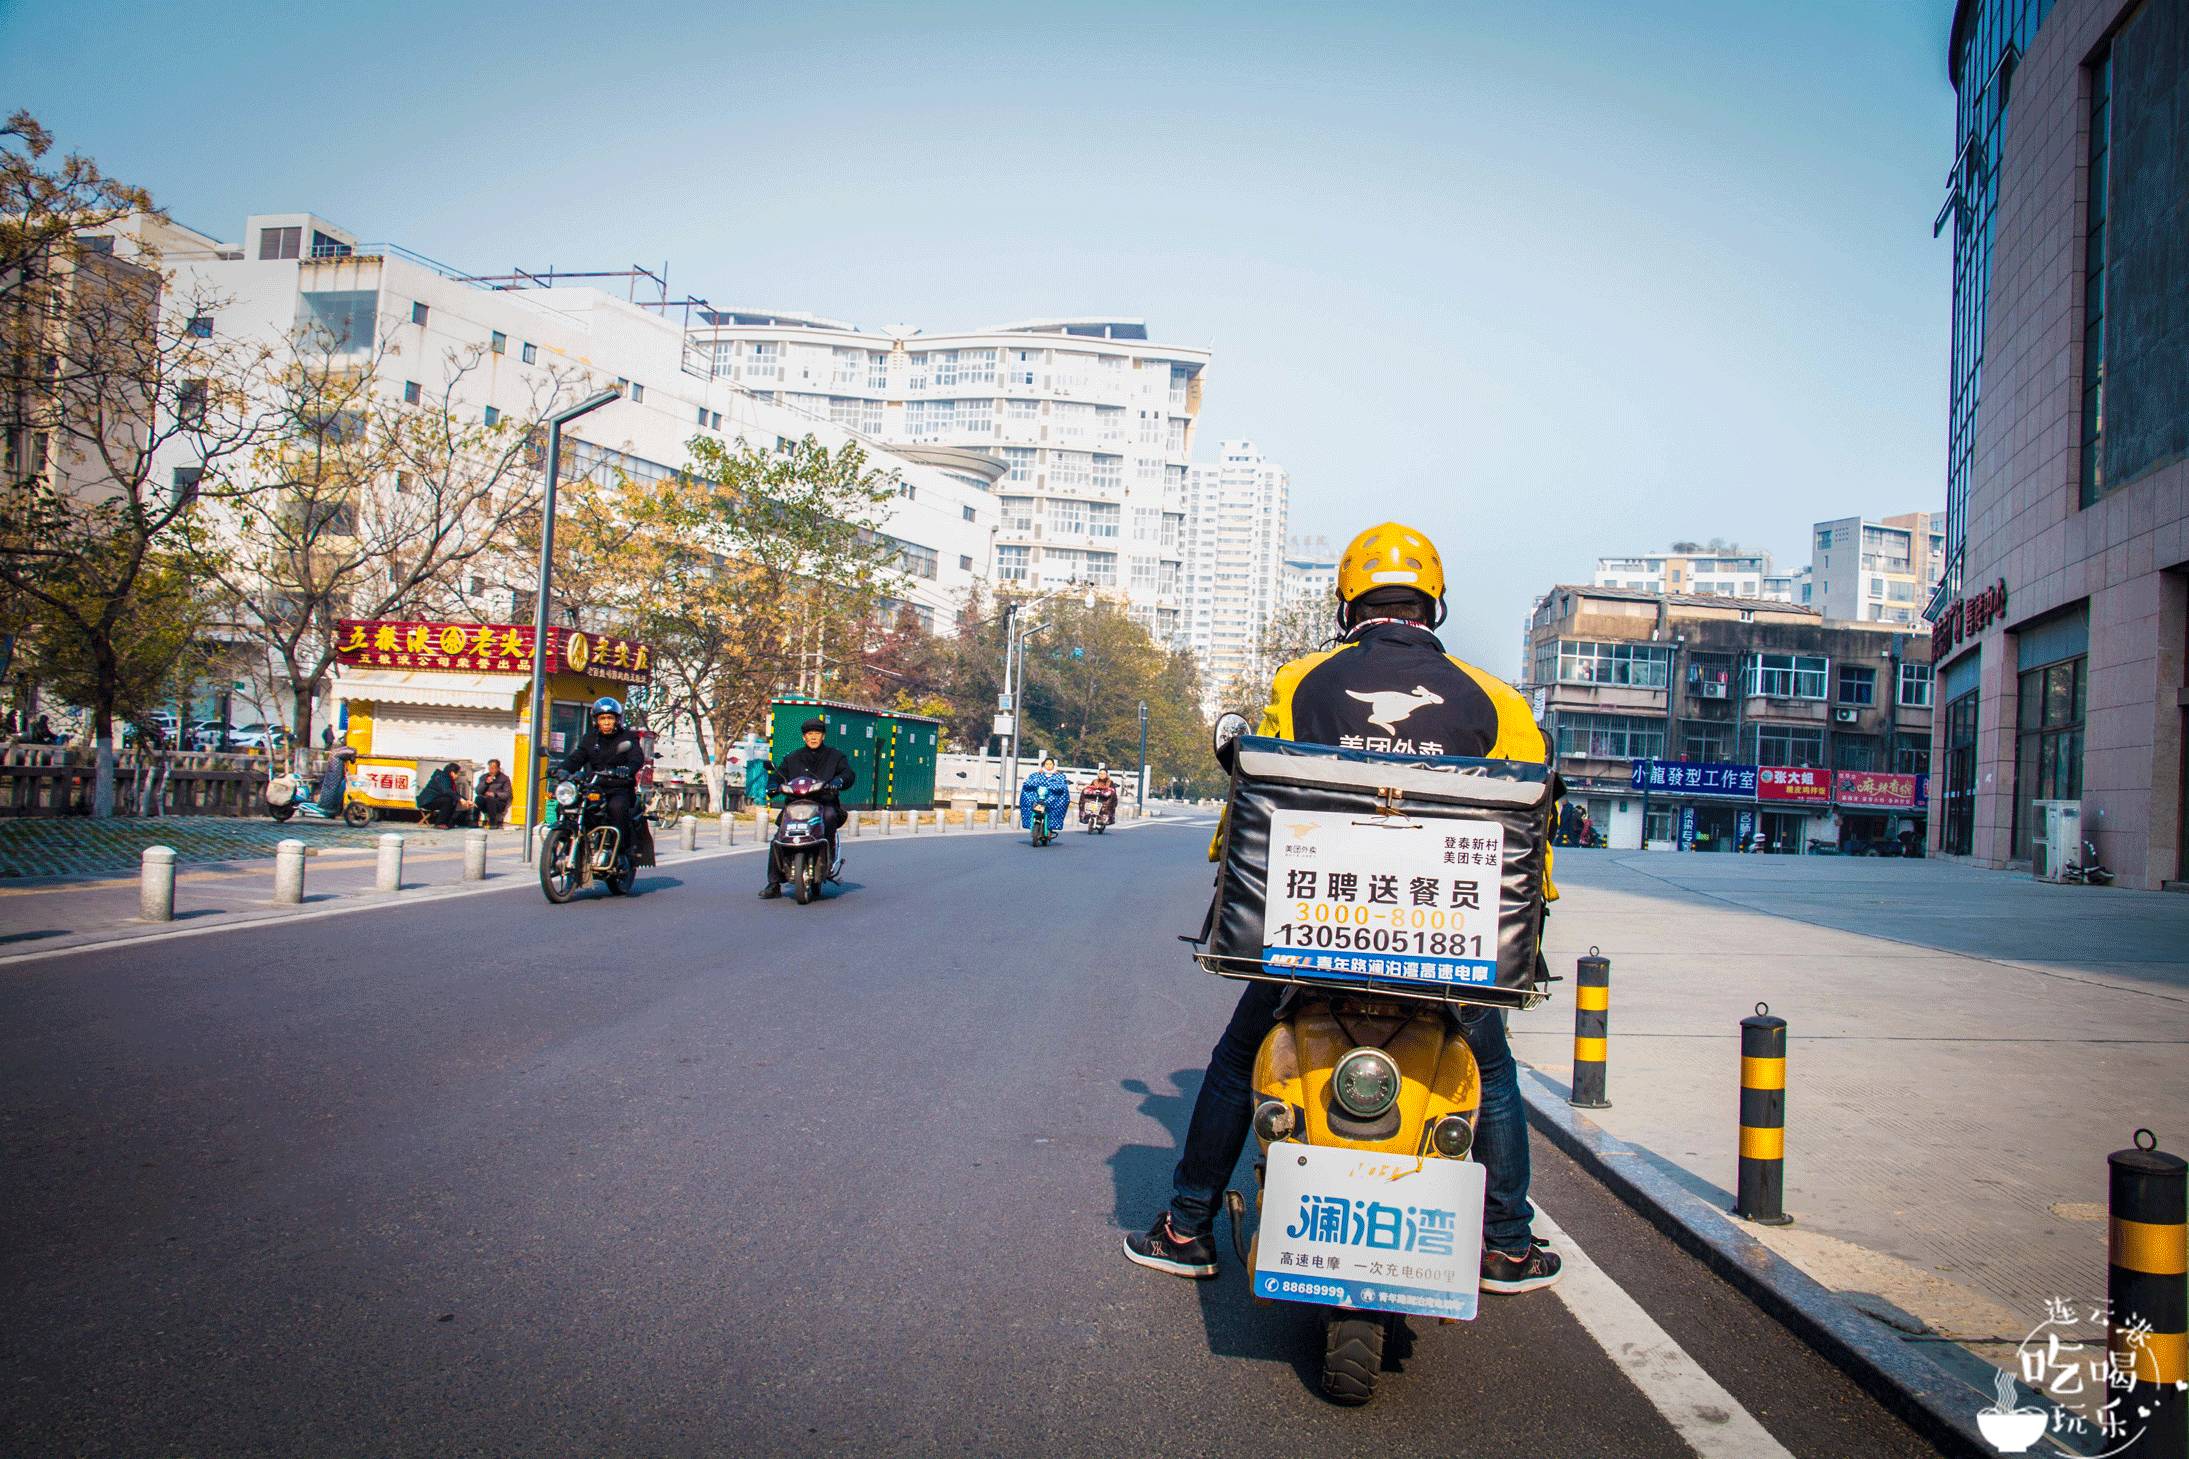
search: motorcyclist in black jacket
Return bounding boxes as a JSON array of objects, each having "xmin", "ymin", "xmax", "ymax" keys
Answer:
[
  {"xmin": 558, "ymin": 697, "xmax": 645, "ymax": 863},
  {"xmin": 760, "ymin": 717, "xmax": 854, "ymax": 899}
]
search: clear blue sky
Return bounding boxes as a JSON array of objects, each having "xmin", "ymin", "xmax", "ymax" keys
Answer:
[{"xmin": 2, "ymin": 0, "xmax": 1959, "ymax": 669}]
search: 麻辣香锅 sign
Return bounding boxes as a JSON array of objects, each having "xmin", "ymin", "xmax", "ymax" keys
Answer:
[{"xmin": 1831, "ymin": 771, "xmax": 1927, "ymax": 809}]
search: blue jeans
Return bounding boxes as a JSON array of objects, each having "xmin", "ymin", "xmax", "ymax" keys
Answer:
[{"xmin": 1166, "ymin": 984, "xmax": 1536, "ymax": 1255}]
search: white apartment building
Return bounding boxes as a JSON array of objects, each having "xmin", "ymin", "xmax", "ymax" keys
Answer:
[
  {"xmin": 1809, "ymin": 512, "xmax": 1945, "ymax": 626},
  {"xmin": 1762, "ymin": 564, "xmax": 1813, "ymax": 606},
  {"xmin": 149, "ymin": 213, "xmax": 997, "ymax": 636},
  {"xmin": 1182, "ymin": 441, "xmax": 1289, "ymax": 700},
  {"xmin": 686, "ymin": 311, "xmax": 1209, "ymax": 643},
  {"xmin": 1591, "ymin": 549, "xmax": 1786, "ymax": 600},
  {"xmin": 1281, "ymin": 534, "xmax": 1339, "ymax": 608}
]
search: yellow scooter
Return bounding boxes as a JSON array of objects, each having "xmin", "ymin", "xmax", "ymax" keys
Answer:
[{"xmin": 1199, "ymin": 714, "xmax": 1552, "ymax": 1405}]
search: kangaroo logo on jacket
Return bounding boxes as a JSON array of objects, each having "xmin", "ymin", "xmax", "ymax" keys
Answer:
[
  {"xmin": 1345, "ymin": 686, "xmax": 1444, "ymax": 734},
  {"xmin": 1288, "ymin": 624, "xmax": 1503, "ymax": 759}
]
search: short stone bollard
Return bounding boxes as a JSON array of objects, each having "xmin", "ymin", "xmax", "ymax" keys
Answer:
[
  {"xmin": 273, "ymin": 838, "xmax": 307, "ymax": 904},
  {"xmin": 881, "ymin": 810, "xmax": 892, "ymax": 835},
  {"xmin": 140, "ymin": 844, "xmax": 177, "ymax": 922},
  {"xmin": 375, "ymin": 833, "xmax": 405, "ymax": 892},
  {"xmin": 1734, "ymin": 1002, "xmax": 1792, "ymax": 1225},
  {"xmin": 680, "ymin": 815, "xmax": 699, "ymax": 852},
  {"xmin": 1569, "ymin": 949, "xmax": 1611, "ymax": 1109},
  {"xmin": 719, "ymin": 812, "xmax": 735, "ymax": 847},
  {"xmin": 462, "ymin": 829, "xmax": 489, "ymax": 881},
  {"xmin": 2108, "ymin": 1129, "xmax": 2185, "ymax": 1456},
  {"xmin": 850, "ymin": 812, "xmax": 862, "ymax": 837},
  {"xmin": 909, "ymin": 809, "xmax": 921, "ymax": 835}
]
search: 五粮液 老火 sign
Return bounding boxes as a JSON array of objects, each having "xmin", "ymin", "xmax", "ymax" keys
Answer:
[{"xmin": 333, "ymin": 619, "xmax": 653, "ymax": 684}]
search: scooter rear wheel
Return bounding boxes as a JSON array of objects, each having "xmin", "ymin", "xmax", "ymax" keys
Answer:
[{"xmin": 1321, "ymin": 1313, "xmax": 1387, "ymax": 1406}]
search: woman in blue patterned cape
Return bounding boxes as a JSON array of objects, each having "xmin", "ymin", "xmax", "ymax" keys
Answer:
[{"xmin": 1019, "ymin": 757, "xmax": 1071, "ymax": 831}]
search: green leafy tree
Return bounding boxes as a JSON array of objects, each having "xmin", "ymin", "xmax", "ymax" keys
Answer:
[{"xmin": 634, "ymin": 434, "xmax": 906, "ymax": 766}]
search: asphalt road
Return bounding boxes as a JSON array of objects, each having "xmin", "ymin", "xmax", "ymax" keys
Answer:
[{"xmin": 0, "ymin": 819, "xmax": 1946, "ymax": 1457}]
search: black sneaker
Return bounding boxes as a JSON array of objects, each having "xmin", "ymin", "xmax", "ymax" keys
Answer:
[
  {"xmin": 758, "ymin": 884, "xmax": 782, "ymax": 900},
  {"xmin": 1481, "ymin": 1237, "xmax": 1562, "ymax": 1294},
  {"xmin": 1122, "ymin": 1214, "xmax": 1217, "ymax": 1279}
]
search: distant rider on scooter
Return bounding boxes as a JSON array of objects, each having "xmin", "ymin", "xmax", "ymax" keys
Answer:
[
  {"xmin": 1019, "ymin": 756, "xmax": 1070, "ymax": 839},
  {"xmin": 558, "ymin": 697, "xmax": 646, "ymax": 867},
  {"xmin": 761, "ymin": 717, "xmax": 853, "ymax": 899},
  {"xmin": 1123, "ymin": 520, "xmax": 1564, "ymax": 1296}
]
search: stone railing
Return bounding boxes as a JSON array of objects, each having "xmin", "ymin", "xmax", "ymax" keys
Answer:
[{"xmin": 0, "ymin": 745, "xmax": 274, "ymax": 818}]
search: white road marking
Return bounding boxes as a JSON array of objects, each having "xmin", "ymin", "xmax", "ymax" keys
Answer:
[{"xmin": 1532, "ymin": 1204, "xmax": 1797, "ymax": 1459}]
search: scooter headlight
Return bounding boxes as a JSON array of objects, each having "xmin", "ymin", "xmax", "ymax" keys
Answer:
[
  {"xmin": 1330, "ymin": 1047, "xmax": 1401, "ymax": 1120},
  {"xmin": 1252, "ymin": 1099, "xmax": 1297, "ymax": 1143},
  {"xmin": 553, "ymin": 781, "xmax": 580, "ymax": 808},
  {"xmin": 1430, "ymin": 1113, "xmax": 1474, "ymax": 1159}
]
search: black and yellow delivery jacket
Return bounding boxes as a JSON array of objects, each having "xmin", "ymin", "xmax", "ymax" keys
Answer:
[{"xmin": 1199, "ymin": 621, "xmax": 1559, "ymax": 1010}]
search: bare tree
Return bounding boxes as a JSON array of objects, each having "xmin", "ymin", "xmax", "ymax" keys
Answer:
[
  {"xmin": 207, "ymin": 325, "xmax": 589, "ymax": 757},
  {"xmin": 2, "ymin": 157, "xmax": 276, "ymax": 811}
]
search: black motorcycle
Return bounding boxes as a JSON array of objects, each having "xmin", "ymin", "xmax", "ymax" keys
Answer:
[
  {"xmin": 768, "ymin": 771, "xmax": 842, "ymax": 905},
  {"xmin": 539, "ymin": 769, "xmax": 654, "ymax": 903}
]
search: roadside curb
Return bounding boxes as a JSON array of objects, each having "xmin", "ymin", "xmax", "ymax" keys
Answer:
[{"xmin": 1516, "ymin": 1064, "xmax": 2076, "ymax": 1459}]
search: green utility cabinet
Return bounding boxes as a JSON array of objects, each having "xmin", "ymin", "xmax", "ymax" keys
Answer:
[
  {"xmin": 768, "ymin": 699, "xmax": 942, "ymax": 809},
  {"xmin": 878, "ymin": 714, "xmax": 940, "ymax": 809}
]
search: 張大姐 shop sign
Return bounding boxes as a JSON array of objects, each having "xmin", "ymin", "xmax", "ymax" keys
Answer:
[
  {"xmin": 1755, "ymin": 766, "xmax": 1831, "ymax": 803},
  {"xmin": 333, "ymin": 619, "xmax": 652, "ymax": 684},
  {"xmin": 1832, "ymin": 771, "xmax": 1927, "ymax": 809},
  {"xmin": 1931, "ymin": 580, "xmax": 2007, "ymax": 658}
]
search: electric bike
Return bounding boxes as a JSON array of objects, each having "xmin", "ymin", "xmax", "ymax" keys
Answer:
[
  {"xmin": 1198, "ymin": 714, "xmax": 1553, "ymax": 1406},
  {"xmin": 539, "ymin": 768, "xmax": 653, "ymax": 903},
  {"xmin": 768, "ymin": 772, "xmax": 842, "ymax": 904},
  {"xmin": 1079, "ymin": 784, "xmax": 1118, "ymax": 833},
  {"xmin": 265, "ymin": 766, "xmax": 372, "ymax": 826}
]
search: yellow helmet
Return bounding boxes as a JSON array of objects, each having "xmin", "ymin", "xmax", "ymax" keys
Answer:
[{"xmin": 1337, "ymin": 521, "xmax": 1445, "ymax": 606}]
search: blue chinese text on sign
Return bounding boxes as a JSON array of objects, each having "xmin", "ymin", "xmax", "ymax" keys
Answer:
[{"xmin": 1628, "ymin": 759, "xmax": 1759, "ymax": 798}]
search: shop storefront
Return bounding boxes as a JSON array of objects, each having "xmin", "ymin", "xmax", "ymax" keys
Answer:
[
  {"xmin": 331, "ymin": 618, "xmax": 651, "ymax": 826},
  {"xmin": 2008, "ymin": 609, "xmax": 2088, "ymax": 864},
  {"xmin": 1833, "ymin": 770, "xmax": 1929, "ymax": 854},
  {"xmin": 1629, "ymin": 760, "xmax": 1761, "ymax": 852}
]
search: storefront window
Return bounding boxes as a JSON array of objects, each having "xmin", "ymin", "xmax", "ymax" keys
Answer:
[
  {"xmin": 2011, "ymin": 656, "xmax": 2085, "ymax": 861},
  {"xmin": 1943, "ymin": 688, "xmax": 1980, "ymax": 855}
]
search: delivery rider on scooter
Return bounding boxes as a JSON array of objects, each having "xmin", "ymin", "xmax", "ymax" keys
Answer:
[{"xmin": 1124, "ymin": 520, "xmax": 1563, "ymax": 1295}]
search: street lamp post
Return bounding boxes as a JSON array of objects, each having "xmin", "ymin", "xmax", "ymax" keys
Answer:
[
  {"xmin": 1003, "ymin": 614, "xmax": 1048, "ymax": 813},
  {"xmin": 1137, "ymin": 699, "xmax": 1149, "ymax": 812},
  {"xmin": 521, "ymin": 387, "xmax": 622, "ymax": 861}
]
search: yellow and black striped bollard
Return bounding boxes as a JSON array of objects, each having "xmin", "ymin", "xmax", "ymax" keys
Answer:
[
  {"xmin": 2108, "ymin": 1128, "xmax": 2184, "ymax": 1457},
  {"xmin": 1569, "ymin": 948, "xmax": 1610, "ymax": 1109},
  {"xmin": 1735, "ymin": 1002, "xmax": 1792, "ymax": 1226}
]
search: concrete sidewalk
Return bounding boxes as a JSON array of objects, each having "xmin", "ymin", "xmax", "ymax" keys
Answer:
[{"xmin": 1518, "ymin": 849, "xmax": 2189, "ymax": 1398}]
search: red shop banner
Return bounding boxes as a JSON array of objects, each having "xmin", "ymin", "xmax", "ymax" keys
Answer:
[
  {"xmin": 1832, "ymin": 771, "xmax": 1923, "ymax": 809},
  {"xmin": 333, "ymin": 619, "xmax": 652, "ymax": 684},
  {"xmin": 1755, "ymin": 766, "xmax": 1831, "ymax": 803}
]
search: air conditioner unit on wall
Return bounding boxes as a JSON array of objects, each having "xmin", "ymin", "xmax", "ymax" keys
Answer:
[{"xmin": 1834, "ymin": 707, "xmax": 1859, "ymax": 723}]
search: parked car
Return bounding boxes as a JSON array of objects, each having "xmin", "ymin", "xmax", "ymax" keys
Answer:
[
  {"xmin": 185, "ymin": 719, "xmax": 232, "ymax": 749},
  {"xmin": 224, "ymin": 722, "xmax": 290, "ymax": 752}
]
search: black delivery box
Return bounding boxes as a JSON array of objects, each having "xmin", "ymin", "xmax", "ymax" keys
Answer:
[{"xmin": 1197, "ymin": 736, "xmax": 1555, "ymax": 1010}]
